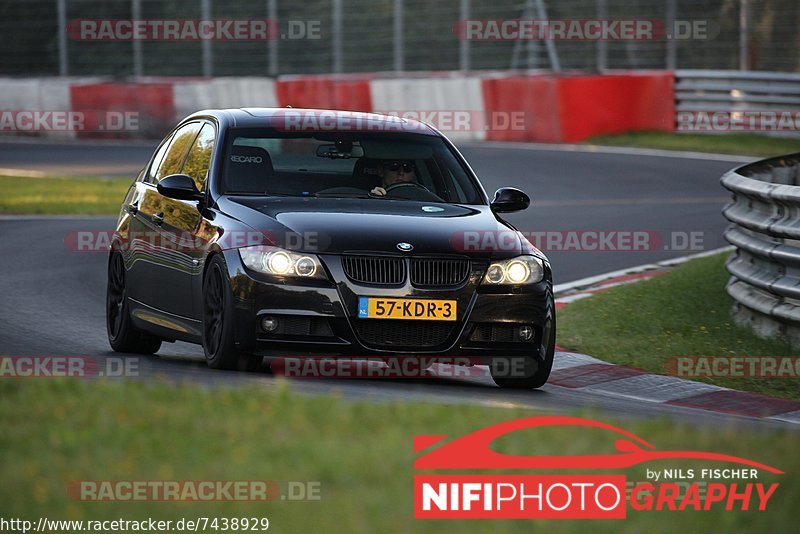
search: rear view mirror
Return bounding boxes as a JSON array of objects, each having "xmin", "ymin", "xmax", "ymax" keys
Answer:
[
  {"xmin": 317, "ymin": 143, "xmax": 364, "ymax": 159},
  {"xmin": 490, "ymin": 187, "xmax": 530, "ymax": 213}
]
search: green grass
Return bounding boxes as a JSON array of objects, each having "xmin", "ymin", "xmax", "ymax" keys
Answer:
[
  {"xmin": 558, "ymin": 252, "xmax": 798, "ymax": 399},
  {"xmin": 587, "ymin": 131, "xmax": 800, "ymax": 157},
  {"xmin": 0, "ymin": 378, "xmax": 796, "ymax": 533},
  {"xmin": 0, "ymin": 175, "xmax": 129, "ymax": 215}
]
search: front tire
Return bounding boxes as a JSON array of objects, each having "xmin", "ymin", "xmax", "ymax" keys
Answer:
[
  {"xmin": 106, "ymin": 251, "xmax": 162, "ymax": 354},
  {"xmin": 202, "ymin": 255, "xmax": 262, "ymax": 371}
]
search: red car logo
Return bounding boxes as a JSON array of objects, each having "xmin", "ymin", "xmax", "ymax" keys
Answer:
[{"xmin": 414, "ymin": 416, "xmax": 783, "ymax": 473}]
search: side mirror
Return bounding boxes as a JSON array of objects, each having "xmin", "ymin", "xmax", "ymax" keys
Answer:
[
  {"xmin": 490, "ymin": 187, "xmax": 530, "ymax": 213},
  {"xmin": 157, "ymin": 174, "xmax": 204, "ymax": 201}
]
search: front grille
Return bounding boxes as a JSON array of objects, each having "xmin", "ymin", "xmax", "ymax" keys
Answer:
[
  {"xmin": 411, "ymin": 258, "xmax": 470, "ymax": 287},
  {"xmin": 354, "ymin": 320, "xmax": 455, "ymax": 348},
  {"xmin": 341, "ymin": 256, "xmax": 470, "ymax": 286},
  {"xmin": 342, "ymin": 256, "xmax": 405, "ymax": 285}
]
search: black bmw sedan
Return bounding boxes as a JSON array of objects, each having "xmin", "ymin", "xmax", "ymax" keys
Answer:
[{"xmin": 107, "ymin": 108, "xmax": 555, "ymax": 388}]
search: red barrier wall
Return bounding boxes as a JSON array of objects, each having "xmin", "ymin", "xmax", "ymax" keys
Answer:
[
  {"xmin": 556, "ymin": 72, "xmax": 674, "ymax": 142},
  {"xmin": 69, "ymin": 82, "xmax": 175, "ymax": 138},
  {"xmin": 482, "ymin": 72, "xmax": 674, "ymax": 143},
  {"xmin": 60, "ymin": 72, "xmax": 673, "ymax": 141},
  {"xmin": 276, "ymin": 77, "xmax": 373, "ymax": 112},
  {"xmin": 482, "ymin": 75, "xmax": 561, "ymax": 142}
]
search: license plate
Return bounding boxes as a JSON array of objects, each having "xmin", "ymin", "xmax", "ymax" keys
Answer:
[{"xmin": 357, "ymin": 297, "xmax": 456, "ymax": 321}]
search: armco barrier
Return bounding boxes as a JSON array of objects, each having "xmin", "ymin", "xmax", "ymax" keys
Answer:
[
  {"xmin": 721, "ymin": 153, "xmax": 800, "ymax": 347},
  {"xmin": 675, "ymin": 70, "xmax": 800, "ymax": 137}
]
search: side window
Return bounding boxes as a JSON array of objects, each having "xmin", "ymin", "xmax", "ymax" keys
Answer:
[
  {"xmin": 155, "ymin": 122, "xmax": 202, "ymax": 182},
  {"xmin": 145, "ymin": 133, "xmax": 174, "ymax": 184},
  {"xmin": 181, "ymin": 123, "xmax": 215, "ymax": 191}
]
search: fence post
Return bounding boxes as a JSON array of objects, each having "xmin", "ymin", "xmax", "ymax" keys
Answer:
[
  {"xmin": 332, "ymin": 0, "xmax": 343, "ymax": 73},
  {"xmin": 201, "ymin": 0, "xmax": 213, "ymax": 76},
  {"xmin": 665, "ymin": 0, "xmax": 677, "ymax": 70},
  {"xmin": 58, "ymin": 0, "xmax": 68, "ymax": 76},
  {"xmin": 132, "ymin": 0, "xmax": 143, "ymax": 77},
  {"xmin": 535, "ymin": 0, "xmax": 560, "ymax": 71},
  {"xmin": 459, "ymin": 0, "xmax": 470, "ymax": 71},
  {"xmin": 394, "ymin": 0, "xmax": 404, "ymax": 72},
  {"xmin": 511, "ymin": 0, "xmax": 538, "ymax": 69},
  {"xmin": 739, "ymin": 0, "xmax": 750, "ymax": 70},
  {"xmin": 267, "ymin": 0, "xmax": 278, "ymax": 76},
  {"xmin": 596, "ymin": 0, "xmax": 608, "ymax": 71}
]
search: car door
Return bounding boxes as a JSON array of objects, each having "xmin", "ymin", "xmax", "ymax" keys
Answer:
[
  {"xmin": 137, "ymin": 121, "xmax": 203, "ymax": 316},
  {"xmin": 124, "ymin": 130, "xmax": 174, "ymax": 306},
  {"xmin": 158, "ymin": 122, "xmax": 217, "ymax": 321}
]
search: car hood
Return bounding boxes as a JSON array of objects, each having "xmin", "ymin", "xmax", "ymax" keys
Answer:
[{"xmin": 220, "ymin": 196, "xmax": 530, "ymax": 258}]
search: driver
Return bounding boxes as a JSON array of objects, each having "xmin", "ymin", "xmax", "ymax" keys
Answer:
[{"xmin": 370, "ymin": 160, "xmax": 417, "ymax": 196}]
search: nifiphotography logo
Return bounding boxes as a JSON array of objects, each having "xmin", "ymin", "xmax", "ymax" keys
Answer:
[{"xmin": 413, "ymin": 416, "xmax": 782, "ymax": 519}]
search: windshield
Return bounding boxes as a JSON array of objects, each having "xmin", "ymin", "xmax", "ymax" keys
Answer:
[{"xmin": 220, "ymin": 129, "xmax": 484, "ymax": 204}]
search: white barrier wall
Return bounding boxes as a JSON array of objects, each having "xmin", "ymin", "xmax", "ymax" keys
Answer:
[
  {"xmin": 173, "ymin": 78, "xmax": 278, "ymax": 119},
  {"xmin": 0, "ymin": 78, "xmax": 82, "ymax": 138},
  {"xmin": 369, "ymin": 77, "xmax": 487, "ymax": 141}
]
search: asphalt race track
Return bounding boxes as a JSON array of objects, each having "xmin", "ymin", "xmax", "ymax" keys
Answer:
[{"xmin": 2, "ymin": 139, "xmax": 784, "ymax": 429}]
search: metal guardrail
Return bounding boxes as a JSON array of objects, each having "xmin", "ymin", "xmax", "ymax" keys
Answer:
[
  {"xmin": 675, "ymin": 70, "xmax": 800, "ymax": 137},
  {"xmin": 721, "ymin": 153, "xmax": 800, "ymax": 347},
  {"xmin": 676, "ymin": 70, "xmax": 800, "ymax": 110}
]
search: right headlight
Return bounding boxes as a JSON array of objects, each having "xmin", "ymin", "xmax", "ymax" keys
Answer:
[
  {"xmin": 483, "ymin": 256, "xmax": 544, "ymax": 285},
  {"xmin": 238, "ymin": 245, "xmax": 328, "ymax": 280}
]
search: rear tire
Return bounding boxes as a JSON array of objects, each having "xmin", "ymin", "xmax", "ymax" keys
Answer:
[
  {"xmin": 490, "ymin": 317, "xmax": 555, "ymax": 389},
  {"xmin": 202, "ymin": 255, "xmax": 262, "ymax": 371},
  {"xmin": 106, "ymin": 251, "xmax": 162, "ymax": 354}
]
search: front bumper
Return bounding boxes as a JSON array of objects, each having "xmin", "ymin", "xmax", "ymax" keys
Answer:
[{"xmin": 222, "ymin": 249, "xmax": 554, "ymax": 360}]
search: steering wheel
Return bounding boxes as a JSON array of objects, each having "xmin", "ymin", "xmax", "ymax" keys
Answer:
[
  {"xmin": 384, "ymin": 181, "xmax": 443, "ymax": 202},
  {"xmin": 385, "ymin": 182, "xmax": 430, "ymax": 193}
]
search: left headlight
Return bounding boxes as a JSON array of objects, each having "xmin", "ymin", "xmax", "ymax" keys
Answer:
[
  {"xmin": 239, "ymin": 245, "xmax": 327, "ymax": 280},
  {"xmin": 483, "ymin": 256, "xmax": 544, "ymax": 285}
]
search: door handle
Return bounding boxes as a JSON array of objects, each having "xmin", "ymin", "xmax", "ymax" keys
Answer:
[
  {"xmin": 128, "ymin": 201, "xmax": 139, "ymax": 215},
  {"xmin": 153, "ymin": 212, "xmax": 164, "ymax": 226}
]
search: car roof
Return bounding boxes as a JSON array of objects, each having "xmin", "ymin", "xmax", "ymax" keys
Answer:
[{"xmin": 184, "ymin": 108, "xmax": 441, "ymax": 136}]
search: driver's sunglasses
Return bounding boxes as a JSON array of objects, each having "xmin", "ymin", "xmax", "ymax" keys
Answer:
[{"xmin": 387, "ymin": 162, "xmax": 414, "ymax": 173}]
